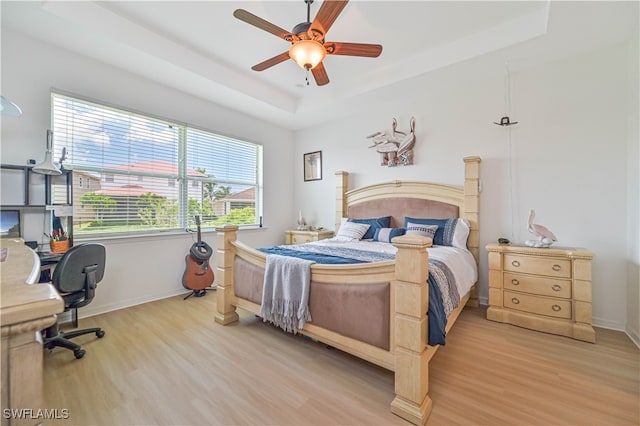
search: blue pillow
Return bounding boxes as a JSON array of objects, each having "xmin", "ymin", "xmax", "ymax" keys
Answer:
[
  {"xmin": 350, "ymin": 216, "xmax": 391, "ymax": 240},
  {"xmin": 403, "ymin": 217, "xmax": 448, "ymax": 245},
  {"xmin": 373, "ymin": 227, "xmax": 406, "ymax": 243}
]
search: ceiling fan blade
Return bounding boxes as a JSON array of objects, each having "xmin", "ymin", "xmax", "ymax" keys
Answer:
[
  {"xmin": 312, "ymin": 63, "xmax": 330, "ymax": 86},
  {"xmin": 310, "ymin": 0, "xmax": 349, "ymax": 37},
  {"xmin": 233, "ymin": 9, "xmax": 292, "ymax": 40},
  {"xmin": 251, "ymin": 52, "xmax": 291, "ymax": 71},
  {"xmin": 325, "ymin": 42, "xmax": 383, "ymax": 57}
]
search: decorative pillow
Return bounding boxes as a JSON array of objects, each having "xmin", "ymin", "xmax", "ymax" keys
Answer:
[
  {"xmin": 349, "ymin": 216, "xmax": 391, "ymax": 240},
  {"xmin": 403, "ymin": 217, "xmax": 471, "ymax": 249},
  {"xmin": 449, "ymin": 218, "xmax": 471, "ymax": 249},
  {"xmin": 335, "ymin": 221, "xmax": 370, "ymax": 241},
  {"xmin": 373, "ymin": 227, "xmax": 406, "ymax": 243},
  {"xmin": 405, "ymin": 223, "xmax": 438, "ymax": 240}
]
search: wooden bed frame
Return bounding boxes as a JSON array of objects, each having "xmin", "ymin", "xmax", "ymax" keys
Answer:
[{"xmin": 214, "ymin": 156, "xmax": 481, "ymax": 425}]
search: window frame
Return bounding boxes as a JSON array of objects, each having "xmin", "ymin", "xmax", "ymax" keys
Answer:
[{"xmin": 51, "ymin": 91, "xmax": 263, "ymax": 238}]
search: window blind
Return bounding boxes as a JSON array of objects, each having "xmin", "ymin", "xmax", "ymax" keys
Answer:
[{"xmin": 52, "ymin": 92, "xmax": 262, "ymax": 236}]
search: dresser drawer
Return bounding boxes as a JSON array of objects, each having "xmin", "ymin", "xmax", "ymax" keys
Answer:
[
  {"xmin": 292, "ymin": 235, "xmax": 313, "ymax": 244},
  {"xmin": 504, "ymin": 272, "xmax": 571, "ymax": 298},
  {"xmin": 504, "ymin": 254, "xmax": 571, "ymax": 278},
  {"xmin": 504, "ymin": 290, "xmax": 572, "ymax": 319}
]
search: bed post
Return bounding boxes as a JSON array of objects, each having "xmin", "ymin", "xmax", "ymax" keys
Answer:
[
  {"xmin": 463, "ymin": 156, "xmax": 481, "ymax": 307},
  {"xmin": 390, "ymin": 234, "xmax": 432, "ymax": 425},
  {"xmin": 214, "ymin": 225, "xmax": 239, "ymax": 325},
  {"xmin": 335, "ymin": 171, "xmax": 349, "ymax": 232}
]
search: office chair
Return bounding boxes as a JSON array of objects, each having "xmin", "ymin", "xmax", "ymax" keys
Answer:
[{"xmin": 43, "ymin": 243, "xmax": 106, "ymax": 359}]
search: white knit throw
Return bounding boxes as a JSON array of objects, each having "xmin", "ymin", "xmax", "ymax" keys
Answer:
[{"xmin": 260, "ymin": 254, "xmax": 314, "ymax": 334}]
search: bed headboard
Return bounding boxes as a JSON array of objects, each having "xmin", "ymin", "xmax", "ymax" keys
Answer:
[{"xmin": 335, "ymin": 156, "xmax": 481, "ymax": 262}]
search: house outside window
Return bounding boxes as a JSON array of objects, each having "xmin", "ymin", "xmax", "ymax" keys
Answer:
[{"xmin": 51, "ymin": 92, "xmax": 263, "ymax": 237}]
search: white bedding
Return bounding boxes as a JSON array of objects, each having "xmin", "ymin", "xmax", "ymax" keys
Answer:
[{"xmin": 310, "ymin": 238, "xmax": 478, "ymax": 301}]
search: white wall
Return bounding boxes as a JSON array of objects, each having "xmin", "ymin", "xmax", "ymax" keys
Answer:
[
  {"xmin": 293, "ymin": 41, "xmax": 637, "ymax": 332},
  {"xmin": 2, "ymin": 26, "xmax": 637, "ymax": 337},
  {"xmin": 1, "ymin": 29, "xmax": 295, "ymax": 317}
]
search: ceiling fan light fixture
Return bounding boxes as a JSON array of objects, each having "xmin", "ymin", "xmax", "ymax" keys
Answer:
[
  {"xmin": 0, "ymin": 95, "xmax": 22, "ymax": 117},
  {"xmin": 289, "ymin": 39, "xmax": 326, "ymax": 70}
]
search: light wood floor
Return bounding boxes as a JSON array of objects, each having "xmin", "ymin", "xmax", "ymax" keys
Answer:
[{"xmin": 43, "ymin": 292, "xmax": 639, "ymax": 425}]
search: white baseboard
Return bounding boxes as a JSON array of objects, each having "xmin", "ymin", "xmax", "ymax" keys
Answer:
[
  {"xmin": 592, "ymin": 316, "xmax": 625, "ymax": 331},
  {"xmin": 75, "ymin": 288, "xmax": 195, "ymax": 321},
  {"xmin": 625, "ymin": 324, "xmax": 640, "ymax": 349}
]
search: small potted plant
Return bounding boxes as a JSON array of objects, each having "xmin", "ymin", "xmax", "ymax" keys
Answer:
[{"xmin": 49, "ymin": 229, "xmax": 70, "ymax": 253}]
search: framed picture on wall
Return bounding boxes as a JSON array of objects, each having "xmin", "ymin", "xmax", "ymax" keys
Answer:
[{"xmin": 303, "ymin": 151, "xmax": 322, "ymax": 182}]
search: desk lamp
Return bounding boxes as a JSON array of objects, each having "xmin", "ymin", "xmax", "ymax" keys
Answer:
[{"xmin": 33, "ymin": 129, "xmax": 62, "ymax": 175}]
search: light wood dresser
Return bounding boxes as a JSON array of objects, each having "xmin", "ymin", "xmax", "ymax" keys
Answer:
[
  {"xmin": 284, "ymin": 229, "xmax": 334, "ymax": 245},
  {"xmin": 486, "ymin": 242, "xmax": 596, "ymax": 343}
]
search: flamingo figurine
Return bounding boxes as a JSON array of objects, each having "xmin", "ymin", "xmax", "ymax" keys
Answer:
[{"xmin": 526, "ymin": 209, "xmax": 557, "ymax": 248}]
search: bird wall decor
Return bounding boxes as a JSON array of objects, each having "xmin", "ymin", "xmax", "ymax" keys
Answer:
[
  {"xmin": 525, "ymin": 209, "xmax": 557, "ymax": 248},
  {"xmin": 366, "ymin": 117, "xmax": 416, "ymax": 167}
]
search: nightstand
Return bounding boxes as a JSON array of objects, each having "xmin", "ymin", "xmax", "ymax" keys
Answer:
[
  {"xmin": 285, "ymin": 229, "xmax": 334, "ymax": 245},
  {"xmin": 486, "ymin": 243, "xmax": 596, "ymax": 343}
]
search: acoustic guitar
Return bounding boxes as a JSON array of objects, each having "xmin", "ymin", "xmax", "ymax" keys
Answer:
[{"xmin": 182, "ymin": 215, "xmax": 214, "ymax": 299}]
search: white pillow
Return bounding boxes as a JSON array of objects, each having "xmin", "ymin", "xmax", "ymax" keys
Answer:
[
  {"xmin": 451, "ymin": 218, "xmax": 471, "ymax": 249},
  {"xmin": 335, "ymin": 221, "xmax": 370, "ymax": 241}
]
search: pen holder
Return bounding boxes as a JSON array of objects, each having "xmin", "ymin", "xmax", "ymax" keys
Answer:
[{"xmin": 50, "ymin": 239, "xmax": 70, "ymax": 253}]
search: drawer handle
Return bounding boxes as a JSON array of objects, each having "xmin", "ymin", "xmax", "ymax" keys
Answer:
[
  {"xmin": 511, "ymin": 279, "xmax": 520, "ymax": 286},
  {"xmin": 552, "ymin": 284, "xmax": 562, "ymax": 292},
  {"xmin": 511, "ymin": 297, "xmax": 520, "ymax": 305},
  {"xmin": 552, "ymin": 264, "xmax": 561, "ymax": 271},
  {"xmin": 552, "ymin": 304, "xmax": 562, "ymax": 312},
  {"xmin": 511, "ymin": 260, "xmax": 521, "ymax": 267}
]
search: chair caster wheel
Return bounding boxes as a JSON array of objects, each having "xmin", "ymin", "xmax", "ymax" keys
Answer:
[
  {"xmin": 74, "ymin": 349, "xmax": 86, "ymax": 359},
  {"xmin": 96, "ymin": 330, "xmax": 105, "ymax": 338}
]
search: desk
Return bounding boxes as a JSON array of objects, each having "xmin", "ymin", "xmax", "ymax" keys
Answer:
[{"xmin": 1, "ymin": 239, "xmax": 64, "ymax": 426}]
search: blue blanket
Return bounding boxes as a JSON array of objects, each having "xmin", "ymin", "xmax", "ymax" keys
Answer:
[{"xmin": 258, "ymin": 244, "xmax": 456, "ymax": 346}]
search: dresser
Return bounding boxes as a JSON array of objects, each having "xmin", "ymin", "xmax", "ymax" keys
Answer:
[
  {"xmin": 486, "ymin": 243, "xmax": 595, "ymax": 343},
  {"xmin": 285, "ymin": 229, "xmax": 334, "ymax": 245}
]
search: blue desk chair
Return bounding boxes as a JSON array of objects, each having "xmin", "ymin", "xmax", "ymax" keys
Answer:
[{"xmin": 43, "ymin": 243, "xmax": 106, "ymax": 359}]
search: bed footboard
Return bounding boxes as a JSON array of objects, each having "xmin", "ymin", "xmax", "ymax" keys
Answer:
[{"xmin": 214, "ymin": 225, "xmax": 435, "ymax": 425}]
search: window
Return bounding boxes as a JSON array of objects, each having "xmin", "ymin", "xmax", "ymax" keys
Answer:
[{"xmin": 52, "ymin": 92, "xmax": 262, "ymax": 237}]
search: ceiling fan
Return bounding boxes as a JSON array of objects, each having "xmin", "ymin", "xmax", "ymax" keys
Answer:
[{"xmin": 233, "ymin": 0, "xmax": 383, "ymax": 86}]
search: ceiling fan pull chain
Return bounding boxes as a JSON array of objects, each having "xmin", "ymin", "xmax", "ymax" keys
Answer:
[{"xmin": 305, "ymin": 68, "xmax": 310, "ymax": 86}]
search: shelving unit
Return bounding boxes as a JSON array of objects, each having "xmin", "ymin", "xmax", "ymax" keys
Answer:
[{"xmin": 1, "ymin": 164, "xmax": 73, "ymax": 245}]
